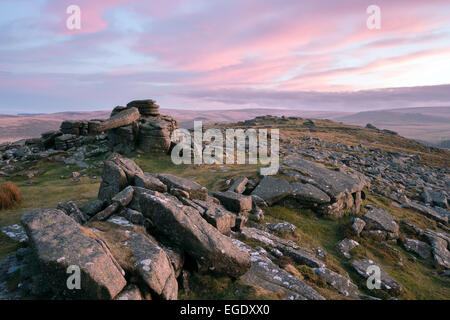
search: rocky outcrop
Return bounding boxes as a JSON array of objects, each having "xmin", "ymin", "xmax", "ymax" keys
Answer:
[
  {"xmin": 139, "ymin": 191, "xmax": 251, "ymax": 278},
  {"xmin": 21, "ymin": 209, "xmax": 127, "ymax": 299},
  {"xmin": 282, "ymin": 155, "xmax": 367, "ymax": 217},
  {"xmin": 212, "ymin": 191, "xmax": 252, "ymax": 213}
]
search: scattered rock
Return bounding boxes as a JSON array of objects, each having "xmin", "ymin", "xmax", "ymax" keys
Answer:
[
  {"xmin": 337, "ymin": 238, "xmax": 359, "ymax": 259},
  {"xmin": 351, "ymin": 259, "xmax": 402, "ymax": 295}
]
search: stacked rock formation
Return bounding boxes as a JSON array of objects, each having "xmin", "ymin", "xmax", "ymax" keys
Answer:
[
  {"xmin": 60, "ymin": 120, "xmax": 89, "ymax": 136},
  {"xmin": 54, "ymin": 134, "xmax": 82, "ymax": 151},
  {"xmin": 126, "ymin": 100, "xmax": 160, "ymax": 117},
  {"xmin": 52, "ymin": 99, "xmax": 178, "ymax": 155}
]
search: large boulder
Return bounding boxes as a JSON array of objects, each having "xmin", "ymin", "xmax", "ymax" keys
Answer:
[
  {"xmin": 21, "ymin": 209, "xmax": 127, "ymax": 299},
  {"xmin": 282, "ymin": 155, "xmax": 367, "ymax": 216},
  {"xmin": 362, "ymin": 207, "xmax": 399, "ymax": 240},
  {"xmin": 90, "ymin": 107, "xmax": 140, "ymax": 133},
  {"xmin": 424, "ymin": 230, "xmax": 450, "ymax": 269},
  {"xmin": 138, "ymin": 191, "xmax": 251, "ymax": 278},
  {"xmin": 98, "ymin": 155, "xmax": 143, "ymax": 202},
  {"xmin": 122, "ymin": 231, "xmax": 178, "ymax": 300},
  {"xmin": 157, "ymin": 174, "xmax": 208, "ymax": 200},
  {"xmin": 212, "ymin": 191, "xmax": 252, "ymax": 213},
  {"xmin": 251, "ymin": 176, "xmax": 292, "ymax": 206}
]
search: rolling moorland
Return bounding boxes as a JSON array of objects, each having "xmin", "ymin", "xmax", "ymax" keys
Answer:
[
  {"xmin": 0, "ymin": 111, "xmax": 449, "ymax": 300},
  {"xmin": 1, "ymin": 106, "xmax": 449, "ymax": 147}
]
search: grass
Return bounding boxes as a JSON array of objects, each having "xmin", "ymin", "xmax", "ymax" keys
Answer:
[{"xmin": 0, "ymin": 182, "xmax": 22, "ymax": 211}]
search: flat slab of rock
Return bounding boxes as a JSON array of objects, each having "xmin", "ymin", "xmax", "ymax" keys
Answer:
[
  {"xmin": 251, "ymin": 177, "xmax": 292, "ymax": 206},
  {"xmin": 283, "ymin": 155, "xmax": 365, "ymax": 198},
  {"xmin": 157, "ymin": 174, "xmax": 208, "ymax": 200},
  {"xmin": 139, "ymin": 192, "xmax": 251, "ymax": 278},
  {"xmin": 21, "ymin": 209, "xmax": 126, "ymax": 299},
  {"xmin": 122, "ymin": 231, "xmax": 178, "ymax": 300},
  {"xmin": 134, "ymin": 173, "xmax": 167, "ymax": 192},
  {"xmin": 290, "ymin": 182, "xmax": 331, "ymax": 204},
  {"xmin": 232, "ymin": 239, "xmax": 324, "ymax": 300},
  {"xmin": 402, "ymin": 202, "xmax": 448, "ymax": 224},
  {"xmin": 351, "ymin": 259, "xmax": 402, "ymax": 295},
  {"xmin": 111, "ymin": 185, "xmax": 134, "ymax": 207},
  {"xmin": 92, "ymin": 107, "xmax": 140, "ymax": 133},
  {"xmin": 241, "ymin": 227, "xmax": 325, "ymax": 268},
  {"xmin": 403, "ymin": 238, "xmax": 432, "ymax": 259},
  {"xmin": 314, "ymin": 267, "xmax": 359, "ymax": 298},
  {"xmin": 188, "ymin": 198, "xmax": 237, "ymax": 234},
  {"xmin": 212, "ymin": 191, "xmax": 252, "ymax": 213},
  {"xmin": 266, "ymin": 222, "xmax": 296, "ymax": 233}
]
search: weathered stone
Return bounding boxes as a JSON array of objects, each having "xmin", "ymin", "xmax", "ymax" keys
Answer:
[
  {"xmin": 282, "ymin": 155, "xmax": 367, "ymax": 216},
  {"xmin": 362, "ymin": 206, "xmax": 399, "ymax": 239},
  {"xmin": 313, "ymin": 267, "xmax": 359, "ymax": 298},
  {"xmin": 337, "ymin": 238, "xmax": 359, "ymax": 259},
  {"xmin": 21, "ymin": 209, "xmax": 126, "ymax": 299},
  {"xmin": 1, "ymin": 224, "xmax": 28, "ymax": 243},
  {"xmin": 90, "ymin": 202, "xmax": 120, "ymax": 221},
  {"xmin": 351, "ymin": 218, "xmax": 366, "ymax": 236},
  {"xmin": 139, "ymin": 191, "xmax": 251, "ymax": 278},
  {"xmin": 424, "ymin": 230, "xmax": 450, "ymax": 269},
  {"xmin": 98, "ymin": 155, "xmax": 143, "ymax": 202},
  {"xmin": 290, "ymin": 182, "xmax": 331, "ymax": 204},
  {"xmin": 91, "ymin": 107, "xmax": 140, "ymax": 133},
  {"xmin": 157, "ymin": 173, "xmax": 208, "ymax": 200},
  {"xmin": 266, "ymin": 222, "xmax": 296, "ymax": 234},
  {"xmin": 120, "ymin": 208, "xmax": 145, "ymax": 225},
  {"xmin": 403, "ymin": 238, "xmax": 432, "ymax": 259},
  {"xmin": 80, "ymin": 200, "xmax": 106, "ymax": 217},
  {"xmin": 112, "ymin": 185, "xmax": 134, "ymax": 207},
  {"xmin": 213, "ymin": 191, "xmax": 252, "ymax": 213},
  {"xmin": 115, "ymin": 284, "xmax": 143, "ymax": 300},
  {"xmin": 402, "ymin": 202, "xmax": 448, "ymax": 224},
  {"xmin": 351, "ymin": 259, "xmax": 402, "ymax": 295},
  {"xmin": 127, "ymin": 99, "xmax": 160, "ymax": 117},
  {"xmin": 240, "ymin": 227, "xmax": 325, "ymax": 268},
  {"xmin": 251, "ymin": 177, "xmax": 292, "ymax": 206},
  {"xmin": 232, "ymin": 239, "xmax": 324, "ymax": 300},
  {"xmin": 134, "ymin": 173, "xmax": 167, "ymax": 192},
  {"xmin": 188, "ymin": 198, "xmax": 237, "ymax": 234},
  {"xmin": 122, "ymin": 231, "xmax": 178, "ymax": 300},
  {"xmin": 228, "ymin": 177, "xmax": 248, "ymax": 194},
  {"xmin": 56, "ymin": 201, "xmax": 88, "ymax": 225}
]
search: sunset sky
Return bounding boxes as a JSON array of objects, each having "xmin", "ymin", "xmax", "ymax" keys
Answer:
[{"xmin": 1, "ymin": 0, "xmax": 450, "ymax": 113}]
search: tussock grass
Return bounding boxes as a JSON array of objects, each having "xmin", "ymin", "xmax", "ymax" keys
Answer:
[{"xmin": 0, "ymin": 182, "xmax": 22, "ymax": 210}]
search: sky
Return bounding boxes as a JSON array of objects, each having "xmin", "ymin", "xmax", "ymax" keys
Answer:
[{"xmin": 1, "ymin": 0, "xmax": 450, "ymax": 114}]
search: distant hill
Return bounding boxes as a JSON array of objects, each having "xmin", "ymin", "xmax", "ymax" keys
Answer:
[
  {"xmin": 0, "ymin": 106, "xmax": 448, "ymax": 145},
  {"xmin": 334, "ymin": 107, "xmax": 450, "ymax": 144},
  {"xmin": 0, "ymin": 108, "xmax": 347, "ymax": 143}
]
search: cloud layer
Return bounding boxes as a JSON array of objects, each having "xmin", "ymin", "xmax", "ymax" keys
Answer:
[{"xmin": 1, "ymin": 0, "xmax": 450, "ymax": 113}]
